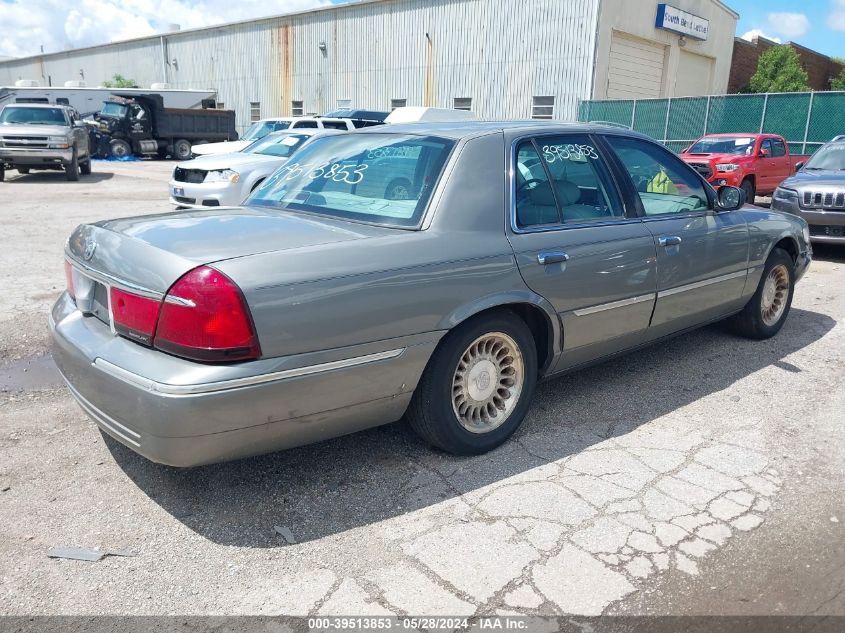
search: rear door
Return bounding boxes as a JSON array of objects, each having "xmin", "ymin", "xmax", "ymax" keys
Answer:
[
  {"xmin": 603, "ymin": 134, "xmax": 749, "ymax": 333},
  {"xmin": 506, "ymin": 133, "xmax": 658, "ymax": 371}
]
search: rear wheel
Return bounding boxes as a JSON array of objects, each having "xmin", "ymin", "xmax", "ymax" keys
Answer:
[
  {"xmin": 407, "ymin": 310, "xmax": 537, "ymax": 454},
  {"xmin": 109, "ymin": 139, "xmax": 131, "ymax": 158},
  {"xmin": 385, "ymin": 178, "xmax": 413, "ymax": 200},
  {"xmin": 173, "ymin": 139, "xmax": 192, "ymax": 161},
  {"xmin": 730, "ymin": 247, "xmax": 794, "ymax": 339},
  {"xmin": 740, "ymin": 178, "xmax": 755, "ymax": 205},
  {"xmin": 17, "ymin": 167, "xmax": 30, "ymax": 174},
  {"xmin": 64, "ymin": 150, "xmax": 79, "ymax": 181}
]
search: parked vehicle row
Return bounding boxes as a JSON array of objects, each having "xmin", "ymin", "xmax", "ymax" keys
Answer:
[{"xmin": 52, "ymin": 121, "xmax": 811, "ymax": 467}]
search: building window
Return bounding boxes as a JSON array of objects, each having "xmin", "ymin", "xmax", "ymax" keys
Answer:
[
  {"xmin": 337, "ymin": 99, "xmax": 352, "ymax": 109},
  {"xmin": 390, "ymin": 98, "xmax": 406, "ymax": 111},
  {"xmin": 216, "ymin": 102, "xmax": 225, "ymax": 110},
  {"xmin": 292, "ymin": 100, "xmax": 304, "ymax": 117},
  {"xmin": 532, "ymin": 96, "xmax": 554, "ymax": 120},
  {"xmin": 249, "ymin": 102, "xmax": 261, "ymax": 122},
  {"xmin": 453, "ymin": 97, "xmax": 472, "ymax": 111}
]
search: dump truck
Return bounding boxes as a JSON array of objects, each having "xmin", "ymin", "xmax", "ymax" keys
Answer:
[{"xmin": 92, "ymin": 93, "xmax": 237, "ymax": 160}]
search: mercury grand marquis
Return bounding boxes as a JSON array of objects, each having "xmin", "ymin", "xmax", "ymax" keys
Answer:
[{"xmin": 51, "ymin": 123, "xmax": 812, "ymax": 467}]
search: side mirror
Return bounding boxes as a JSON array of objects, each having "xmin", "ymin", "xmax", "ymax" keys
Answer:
[
  {"xmin": 717, "ymin": 185, "xmax": 744, "ymax": 211},
  {"xmin": 759, "ymin": 148, "xmax": 770, "ymax": 158},
  {"xmin": 795, "ymin": 161, "xmax": 804, "ymax": 172},
  {"xmin": 73, "ymin": 120, "xmax": 86, "ymax": 127}
]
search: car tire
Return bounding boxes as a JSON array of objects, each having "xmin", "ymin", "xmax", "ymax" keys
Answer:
[
  {"xmin": 173, "ymin": 139, "xmax": 192, "ymax": 161},
  {"xmin": 730, "ymin": 247, "xmax": 794, "ymax": 340},
  {"xmin": 385, "ymin": 178, "xmax": 413, "ymax": 200},
  {"xmin": 0, "ymin": 165, "xmax": 5, "ymax": 182},
  {"xmin": 407, "ymin": 309, "xmax": 537, "ymax": 455},
  {"xmin": 740, "ymin": 178, "xmax": 755, "ymax": 205},
  {"xmin": 64, "ymin": 150, "xmax": 80, "ymax": 181},
  {"xmin": 109, "ymin": 139, "xmax": 132, "ymax": 158},
  {"xmin": 17, "ymin": 167, "xmax": 30, "ymax": 174},
  {"xmin": 80, "ymin": 158, "xmax": 92, "ymax": 175}
]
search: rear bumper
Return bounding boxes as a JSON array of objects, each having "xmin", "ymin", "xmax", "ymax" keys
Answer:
[
  {"xmin": 0, "ymin": 147, "xmax": 73, "ymax": 166},
  {"xmin": 50, "ymin": 292, "xmax": 438, "ymax": 467}
]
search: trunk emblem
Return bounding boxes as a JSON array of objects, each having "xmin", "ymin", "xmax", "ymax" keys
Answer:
[{"xmin": 83, "ymin": 241, "xmax": 97, "ymax": 261}]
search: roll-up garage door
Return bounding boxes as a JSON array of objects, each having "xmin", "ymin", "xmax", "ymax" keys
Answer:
[
  {"xmin": 675, "ymin": 50, "xmax": 714, "ymax": 97},
  {"xmin": 607, "ymin": 32, "xmax": 666, "ymax": 100}
]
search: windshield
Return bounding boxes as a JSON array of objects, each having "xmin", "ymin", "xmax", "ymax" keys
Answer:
[
  {"xmin": 244, "ymin": 133, "xmax": 310, "ymax": 157},
  {"xmin": 804, "ymin": 143, "xmax": 845, "ymax": 170},
  {"xmin": 245, "ymin": 133, "xmax": 455, "ymax": 227},
  {"xmin": 99, "ymin": 102, "xmax": 128, "ymax": 118},
  {"xmin": 0, "ymin": 106, "xmax": 67, "ymax": 125},
  {"xmin": 242, "ymin": 120, "xmax": 291, "ymax": 141},
  {"xmin": 687, "ymin": 136, "xmax": 756, "ymax": 155}
]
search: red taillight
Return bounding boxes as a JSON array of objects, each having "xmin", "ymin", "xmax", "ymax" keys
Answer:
[
  {"xmin": 153, "ymin": 266, "xmax": 260, "ymax": 362},
  {"xmin": 110, "ymin": 287, "xmax": 161, "ymax": 345},
  {"xmin": 64, "ymin": 261, "xmax": 76, "ymax": 299}
]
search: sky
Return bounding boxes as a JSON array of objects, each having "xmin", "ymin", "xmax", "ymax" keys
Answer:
[
  {"xmin": 730, "ymin": 0, "xmax": 845, "ymax": 58},
  {"xmin": 1, "ymin": 0, "xmax": 845, "ymax": 60}
]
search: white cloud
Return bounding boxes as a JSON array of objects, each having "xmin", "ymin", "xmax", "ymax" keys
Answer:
[
  {"xmin": 767, "ymin": 12, "xmax": 810, "ymax": 39},
  {"xmin": 0, "ymin": 0, "xmax": 330, "ymax": 58},
  {"xmin": 829, "ymin": 0, "xmax": 845, "ymax": 31},
  {"xmin": 741, "ymin": 29, "xmax": 782, "ymax": 44}
]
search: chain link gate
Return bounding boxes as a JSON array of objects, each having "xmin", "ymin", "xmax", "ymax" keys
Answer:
[{"xmin": 578, "ymin": 91, "xmax": 845, "ymax": 155}]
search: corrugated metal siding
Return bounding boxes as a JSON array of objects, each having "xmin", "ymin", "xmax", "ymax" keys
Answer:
[{"xmin": 0, "ymin": 0, "xmax": 600, "ymax": 131}]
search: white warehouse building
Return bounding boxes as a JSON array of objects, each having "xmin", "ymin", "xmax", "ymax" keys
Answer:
[{"xmin": 0, "ymin": 0, "xmax": 738, "ymax": 132}]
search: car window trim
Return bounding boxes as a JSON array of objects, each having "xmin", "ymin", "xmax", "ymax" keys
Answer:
[
  {"xmin": 597, "ymin": 132, "xmax": 717, "ymax": 219},
  {"xmin": 508, "ymin": 132, "xmax": 635, "ymax": 234}
]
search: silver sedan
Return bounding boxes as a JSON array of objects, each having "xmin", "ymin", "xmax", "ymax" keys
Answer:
[
  {"xmin": 168, "ymin": 129, "xmax": 341, "ymax": 209},
  {"xmin": 52, "ymin": 122, "xmax": 811, "ymax": 467}
]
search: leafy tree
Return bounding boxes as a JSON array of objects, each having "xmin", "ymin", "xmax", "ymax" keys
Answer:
[
  {"xmin": 101, "ymin": 74, "xmax": 137, "ymax": 88},
  {"xmin": 832, "ymin": 67, "xmax": 845, "ymax": 91},
  {"xmin": 748, "ymin": 45, "xmax": 810, "ymax": 93}
]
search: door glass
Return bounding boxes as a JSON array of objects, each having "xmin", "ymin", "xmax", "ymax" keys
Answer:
[
  {"xmin": 514, "ymin": 142, "xmax": 560, "ymax": 227},
  {"xmin": 606, "ymin": 136, "xmax": 710, "ymax": 216},
  {"xmin": 537, "ymin": 135, "xmax": 623, "ymax": 223},
  {"xmin": 772, "ymin": 140, "xmax": 786, "ymax": 157}
]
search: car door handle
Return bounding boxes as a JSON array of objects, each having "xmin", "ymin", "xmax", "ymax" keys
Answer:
[
  {"xmin": 658, "ymin": 235, "xmax": 682, "ymax": 247},
  {"xmin": 537, "ymin": 251, "xmax": 570, "ymax": 265}
]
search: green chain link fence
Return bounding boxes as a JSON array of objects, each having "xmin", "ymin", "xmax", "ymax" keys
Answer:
[{"xmin": 578, "ymin": 91, "xmax": 845, "ymax": 155}]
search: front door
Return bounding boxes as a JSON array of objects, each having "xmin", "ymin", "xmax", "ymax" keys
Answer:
[
  {"xmin": 506, "ymin": 133, "xmax": 658, "ymax": 371},
  {"xmin": 603, "ymin": 135, "xmax": 749, "ymax": 333}
]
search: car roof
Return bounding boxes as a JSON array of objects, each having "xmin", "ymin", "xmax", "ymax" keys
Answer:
[
  {"xmin": 263, "ymin": 128, "xmax": 343, "ymax": 139},
  {"xmin": 2, "ymin": 102, "xmax": 72, "ymax": 109},
  {"xmin": 352, "ymin": 120, "xmax": 656, "ymax": 141}
]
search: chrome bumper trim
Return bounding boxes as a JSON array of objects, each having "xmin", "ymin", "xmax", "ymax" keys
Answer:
[
  {"xmin": 93, "ymin": 347, "xmax": 406, "ymax": 396},
  {"xmin": 572, "ymin": 293, "xmax": 656, "ymax": 317}
]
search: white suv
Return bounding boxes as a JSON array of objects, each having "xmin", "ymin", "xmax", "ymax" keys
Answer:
[{"xmin": 192, "ymin": 117, "xmax": 356, "ymax": 157}]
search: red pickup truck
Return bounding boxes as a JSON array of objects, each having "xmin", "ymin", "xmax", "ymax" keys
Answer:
[{"xmin": 679, "ymin": 133, "xmax": 808, "ymax": 202}]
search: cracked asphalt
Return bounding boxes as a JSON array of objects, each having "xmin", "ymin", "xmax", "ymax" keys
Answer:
[{"xmin": 0, "ymin": 163, "xmax": 843, "ymax": 617}]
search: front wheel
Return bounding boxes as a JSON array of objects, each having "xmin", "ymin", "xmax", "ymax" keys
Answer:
[
  {"xmin": 407, "ymin": 310, "xmax": 537, "ymax": 455},
  {"xmin": 730, "ymin": 248, "xmax": 794, "ymax": 339},
  {"xmin": 17, "ymin": 167, "xmax": 30, "ymax": 174},
  {"xmin": 173, "ymin": 139, "xmax": 192, "ymax": 161},
  {"xmin": 64, "ymin": 150, "xmax": 79, "ymax": 181},
  {"xmin": 109, "ymin": 139, "xmax": 131, "ymax": 158},
  {"xmin": 80, "ymin": 158, "xmax": 92, "ymax": 175},
  {"xmin": 740, "ymin": 178, "xmax": 755, "ymax": 205}
]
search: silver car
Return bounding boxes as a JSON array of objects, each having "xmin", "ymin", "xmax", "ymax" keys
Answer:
[
  {"xmin": 52, "ymin": 123, "xmax": 811, "ymax": 467},
  {"xmin": 169, "ymin": 129, "xmax": 340, "ymax": 209}
]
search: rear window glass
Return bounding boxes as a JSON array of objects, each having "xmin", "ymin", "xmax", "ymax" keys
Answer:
[{"xmin": 245, "ymin": 133, "xmax": 454, "ymax": 228}]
